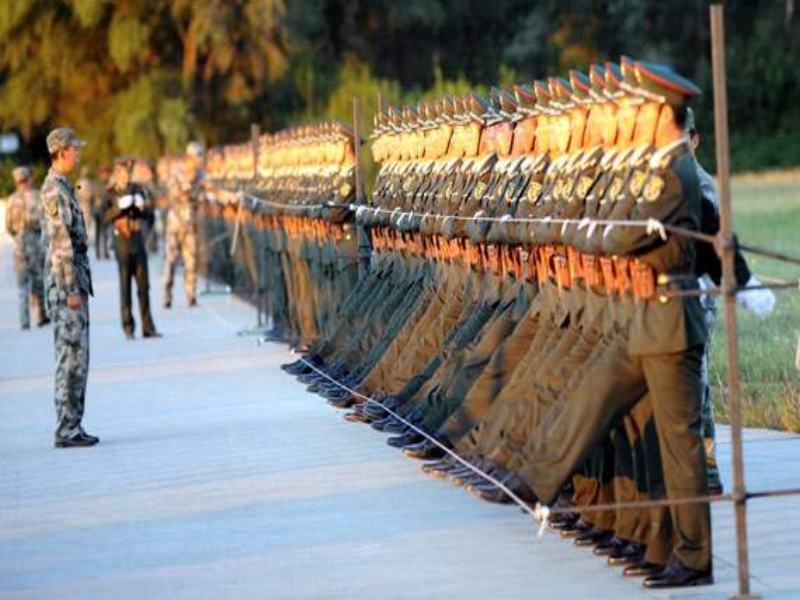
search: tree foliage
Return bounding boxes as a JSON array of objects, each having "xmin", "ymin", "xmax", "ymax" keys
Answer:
[{"xmin": 0, "ymin": 0, "xmax": 797, "ymax": 175}]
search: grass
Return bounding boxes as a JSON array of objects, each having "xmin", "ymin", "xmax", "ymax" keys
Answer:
[{"xmin": 708, "ymin": 172, "xmax": 800, "ymax": 432}]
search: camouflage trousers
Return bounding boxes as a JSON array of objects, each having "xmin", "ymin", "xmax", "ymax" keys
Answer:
[
  {"xmin": 163, "ymin": 225, "xmax": 197, "ymax": 305},
  {"xmin": 50, "ymin": 291, "xmax": 90, "ymax": 440},
  {"xmin": 13, "ymin": 238, "xmax": 46, "ymax": 329}
]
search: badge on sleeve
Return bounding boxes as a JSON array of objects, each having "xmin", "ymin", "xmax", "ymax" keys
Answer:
[
  {"xmin": 43, "ymin": 194, "xmax": 59, "ymax": 217},
  {"xmin": 629, "ymin": 169, "xmax": 648, "ymax": 198},
  {"xmin": 643, "ymin": 175, "xmax": 665, "ymax": 202},
  {"xmin": 576, "ymin": 175, "xmax": 594, "ymax": 200},
  {"xmin": 526, "ymin": 181, "xmax": 542, "ymax": 203}
]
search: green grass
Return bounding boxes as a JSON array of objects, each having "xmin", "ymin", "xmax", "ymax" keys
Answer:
[{"xmin": 708, "ymin": 175, "xmax": 800, "ymax": 432}]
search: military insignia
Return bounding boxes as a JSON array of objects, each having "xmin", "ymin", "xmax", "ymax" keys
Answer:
[
  {"xmin": 576, "ymin": 175, "xmax": 594, "ymax": 200},
  {"xmin": 643, "ymin": 176, "xmax": 665, "ymax": 202},
  {"xmin": 629, "ymin": 169, "xmax": 647, "ymax": 197},
  {"xmin": 526, "ymin": 181, "xmax": 542, "ymax": 203},
  {"xmin": 44, "ymin": 195, "xmax": 59, "ymax": 217},
  {"xmin": 339, "ymin": 182, "xmax": 352, "ymax": 197},
  {"xmin": 608, "ymin": 176, "xmax": 623, "ymax": 201},
  {"xmin": 504, "ymin": 182, "xmax": 517, "ymax": 203},
  {"xmin": 472, "ymin": 181, "xmax": 487, "ymax": 200}
]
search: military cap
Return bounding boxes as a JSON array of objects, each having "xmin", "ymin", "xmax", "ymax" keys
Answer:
[
  {"xmin": 569, "ymin": 70, "xmax": 592, "ymax": 104},
  {"xmin": 588, "ymin": 64, "xmax": 606, "ymax": 100},
  {"xmin": 496, "ymin": 89, "xmax": 519, "ymax": 120},
  {"xmin": 548, "ymin": 77, "xmax": 573, "ymax": 110},
  {"xmin": 514, "ymin": 84, "xmax": 537, "ymax": 116},
  {"xmin": 603, "ymin": 62, "xmax": 624, "ymax": 100},
  {"xmin": 12, "ymin": 166, "xmax": 31, "ymax": 182},
  {"xmin": 46, "ymin": 127, "xmax": 86, "ymax": 154},
  {"xmin": 186, "ymin": 140, "xmax": 205, "ymax": 157},
  {"xmin": 533, "ymin": 80, "xmax": 555, "ymax": 113},
  {"xmin": 463, "ymin": 93, "xmax": 490, "ymax": 123},
  {"xmin": 635, "ymin": 61, "xmax": 702, "ymax": 105}
]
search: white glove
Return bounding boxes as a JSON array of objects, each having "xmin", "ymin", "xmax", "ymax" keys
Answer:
[
  {"xmin": 117, "ymin": 194, "xmax": 133, "ymax": 210},
  {"xmin": 736, "ymin": 276, "xmax": 776, "ymax": 318},
  {"xmin": 133, "ymin": 193, "xmax": 144, "ymax": 209}
]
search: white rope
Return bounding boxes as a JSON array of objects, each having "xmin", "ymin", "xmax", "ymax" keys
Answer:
[
  {"xmin": 296, "ymin": 356, "xmax": 546, "ymax": 525},
  {"xmin": 240, "ymin": 192, "xmax": 671, "ymax": 236}
]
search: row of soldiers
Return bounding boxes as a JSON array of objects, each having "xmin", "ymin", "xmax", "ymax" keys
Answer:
[
  {"xmin": 194, "ymin": 60, "xmax": 775, "ymax": 590},
  {"xmin": 199, "ymin": 122, "xmax": 361, "ymax": 348}
]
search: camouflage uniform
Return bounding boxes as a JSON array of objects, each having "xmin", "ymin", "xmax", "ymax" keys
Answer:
[
  {"xmin": 4, "ymin": 174, "xmax": 47, "ymax": 328},
  {"xmin": 163, "ymin": 162, "xmax": 204, "ymax": 306},
  {"xmin": 41, "ymin": 163, "xmax": 94, "ymax": 441}
]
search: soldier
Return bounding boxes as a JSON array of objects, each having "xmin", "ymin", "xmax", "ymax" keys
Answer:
[
  {"xmin": 4, "ymin": 166, "xmax": 49, "ymax": 329},
  {"xmin": 93, "ymin": 165, "xmax": 112, "ymax": 260},
  {"xmin": 41, "ymin": 127, "xmax": 97, "ymax": 448},
  {"xmin": 106, "ymin": 158, "xmax": 161, "ymax": 339},
  {"xmin": 163, "ymin": 141, "xmax": 205, "ymax": 308}
]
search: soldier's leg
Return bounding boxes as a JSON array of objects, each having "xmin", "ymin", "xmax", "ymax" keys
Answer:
[
  {"xmin": 14, "ymin": 255, "xmax": 31, "ymax": 329},
  {"xmin": 517, "ymin": 340, "xmax": 646, "ymax": 505},
  {"xmin": 27, "ymin": 245, "xmax": 47, "ymax": 325},
  {"xmin": 182, "ymin": 229, "xmax": 198, "ymax": 305},
  {"xmin": 162, "ymin": 229, "xmax": 179, "ymax": 306},
  {"xmin": 53, "ymin": 294, "xmax": 90, "ymax": 440},
  {"xmin": 642, "ymin": 347, "xmax": 711, "ymax": 572},
  {"xmin": 134, "ymin": 243, "xmax": 157, "ymax": 335},
  {"xmin": 117, "ymin": 249, "xmax": 135, "ymax": 335},
  {"xmin": 700, "ymin": 342, "xmax": 722, "ymax": 492}
]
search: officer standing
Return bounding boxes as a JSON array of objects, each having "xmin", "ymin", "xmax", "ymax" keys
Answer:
[
  {"xmin": 41, "ymin": 127, "xmax": 97, "ymax": 448},
  {"xmin": 163, "ymin": 141, "xmax": 205, "ymax": 308},
  {"xmin": 106, "ymin": 158, "xmax": 161, "ymax": 340},
  {"xmin": 4, "ymin": 166, "xmax": 49, "ymax": 329}
]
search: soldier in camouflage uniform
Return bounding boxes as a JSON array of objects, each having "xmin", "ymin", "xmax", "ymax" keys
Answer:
[
  {"xmin": 41, "ymin": 127, "xmax": 97, "ymax": 448},
  {"xmin": 163, "ymin": 141, "xmax": 205, "ymax": 308},
  {"xmin": 5, "ymin": 166, "xmax": 48, "ymax": 329}
]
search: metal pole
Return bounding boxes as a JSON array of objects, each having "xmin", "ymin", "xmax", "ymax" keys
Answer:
[{"xmin": 710, "ymin": 5, "xmax": 751, "ymax": 598}]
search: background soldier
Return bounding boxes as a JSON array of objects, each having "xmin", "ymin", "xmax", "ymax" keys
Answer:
[
  {"xmin": 4, "ymin": 166, "xmax": 48, "ymax": 329},
  {"xmin": 163, "ymin": 141, "xmax": 205, "ymax": 308},
  {"xmin": 93, "ymin": 165, "xmax": 112, "ymax": 260},
  {"xmin": 106, "ymin": 158, "xmax": 161, "ymax": 340},
  {"xmin": 75, "ymin": 166, "xmax": 95, "ymax": 243},
  {"xmin": 41, "ymin": 127, "xmax": 97, "ymax": 448}
]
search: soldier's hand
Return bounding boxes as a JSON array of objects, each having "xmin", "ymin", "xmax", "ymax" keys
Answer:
[{"xmin": 67, "ymin": 294, "xmax": 83, "ymax": 310}]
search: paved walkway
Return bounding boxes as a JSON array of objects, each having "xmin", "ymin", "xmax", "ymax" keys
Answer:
[{"xmin": 0, "ymin": 238, "xmax": 798, "ymax": 599}]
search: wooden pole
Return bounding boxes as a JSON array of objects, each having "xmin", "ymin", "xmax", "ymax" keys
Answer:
[{"xmin": 710, "ymin": 5, "xmax": 752, "ymax": 598}]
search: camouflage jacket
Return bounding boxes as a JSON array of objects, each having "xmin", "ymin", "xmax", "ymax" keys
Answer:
[
  {"xmin": 166, "ymin": 167, "xmax": 205, "ymax": 230},
  {"xmin": 41, "ymin": 168, "xmax": 93, "ymax": 297},
  {"xmin": 5, "ymin": 188, "xmax": 42, "ymax": 239}
]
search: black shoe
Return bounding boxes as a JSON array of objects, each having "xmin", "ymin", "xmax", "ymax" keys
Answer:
[
  {"xmin": 403, "ymin": 439, "xmax": 446, "ymax": 461},
  {"xmin": 143, "ymin": 331, "xmax": 162, "ymax": 338},
  {"xmin": 328, "ymin": 395, "xmax": 356, "ymax": 410},
  {"xmin": 593, "ymin": 535, "xmax": 627, "ymax": 556},
  {"xmin": 643, "ymin": 559, "xmax": 713, "ymax": 589},
  {"xmin": 163, "ymin": 299, "xmax": 171, "ymax": 309},
  {"xmin": 344, "ymin": 408, "xmax": 370, "ymax": 423},
  {"xmin": 382, "ymin": 418, "xmax": 409, "ymax": 435},
  {"xmin": 560, "ymin": 518, "xmax": 593, "ymax": 538},
  {"xmin": 623, "ymin": 561, "xmax": 664, "ymax": 578},
  {"xmin": 55, "ymin": 432, "xmax": 99, "ymax": 448},
  {"xmin": 387, "ymin": 432, "xmax": 423, "ymax": 448},
  {"xmin": 607, "ymin": 541, "xmax": 644, "ymax": 567},
  {"xmin": 574, "ymin": 528, "xmax": 613, "ymax": 548},
  {"xmin": 421, "ymin": 456, "xmax": 456, "ymax": 475},
  {"xmin": 188, "ymin": 298, "xmax": 198, "ymax": 307},
  {"xmin": 37, "ymin": 317, "xmax": 51, "ymax": 327}
]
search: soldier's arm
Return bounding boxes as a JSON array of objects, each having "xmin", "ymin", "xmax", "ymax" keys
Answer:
[
  {"xmin": 602, "ymin": 155, "xmax": 699, "ymax": 256},
  {"xmin": 695, "ymin": 185, "xmax": 752, "ymax": 286},
  {"xmin": 41, "ymin": 183, "xmax": 79, "ymax": 297}
]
